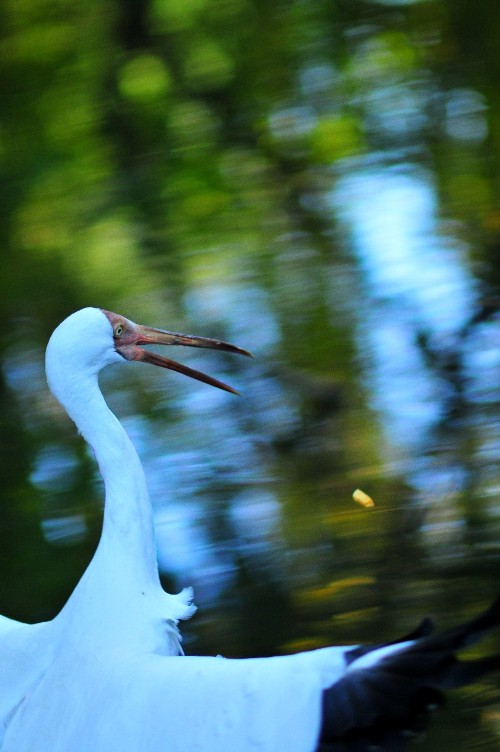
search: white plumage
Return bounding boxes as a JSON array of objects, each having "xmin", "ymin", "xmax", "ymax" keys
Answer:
[{"xmin": 0, "ymin": 307, "xmax": 498, "ymax": 752}]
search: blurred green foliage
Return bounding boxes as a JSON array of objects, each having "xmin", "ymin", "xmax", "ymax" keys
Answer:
[{"xmin": 1, "ymin": 1, "xmax": 500, "ymax": 747}]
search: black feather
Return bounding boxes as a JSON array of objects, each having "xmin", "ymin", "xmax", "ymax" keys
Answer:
[{"xmin": 318, "ymin": 598, "xmax": 500, "ymax": 752}]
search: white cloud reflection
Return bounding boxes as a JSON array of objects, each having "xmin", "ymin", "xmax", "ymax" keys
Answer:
[{"xmin": 331, "ymin": 164, "xmax": 477, "ymax": 467}]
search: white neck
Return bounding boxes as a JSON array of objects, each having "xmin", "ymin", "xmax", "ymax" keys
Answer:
[
  {"xmin": 44, "ymin": 309, "xmax": 195, "ymax": 651},
  {"xmin": 55, "ymin": 368, "xmax": 162, "ymax": 607}
]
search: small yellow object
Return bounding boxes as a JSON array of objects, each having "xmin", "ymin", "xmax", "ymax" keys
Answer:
[{"xmin": 353, "ymin": 488, "xmax": 375, "ymax": 508}]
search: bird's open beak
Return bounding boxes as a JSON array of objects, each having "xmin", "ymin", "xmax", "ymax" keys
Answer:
[{"xmin": 103, "ymin": 311, "xmax": 251, "ymax": 395}]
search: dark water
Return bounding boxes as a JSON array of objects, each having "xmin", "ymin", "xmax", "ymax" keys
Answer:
[{"xmin": 0, "ymin": 1, "xmax": 500, "ymax": 748}]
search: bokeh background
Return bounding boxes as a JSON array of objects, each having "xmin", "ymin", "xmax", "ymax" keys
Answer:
[{"xmin": 1, "ymin": 0, "xmax": 500, "ymax": 747}]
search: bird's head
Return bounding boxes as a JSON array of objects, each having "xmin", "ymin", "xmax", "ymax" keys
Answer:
[{"xmin": 46, "ymin": 307, "xmax": 250, "ymax": 399}]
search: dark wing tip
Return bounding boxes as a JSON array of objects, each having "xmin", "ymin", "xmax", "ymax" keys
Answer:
[{"xmin": 319, "ymin": 598, "xmax": 500, "ymax": 751}]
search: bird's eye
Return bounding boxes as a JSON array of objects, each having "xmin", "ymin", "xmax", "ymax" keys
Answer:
[{"xmin": 114, "ymin": 323, "xmax": 125, "ymax": 338}]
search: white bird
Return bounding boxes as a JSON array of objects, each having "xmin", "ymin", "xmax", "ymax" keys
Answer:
[{"xmin": 0, "ymin": 306, "xmax": 499, "ymax": 752}]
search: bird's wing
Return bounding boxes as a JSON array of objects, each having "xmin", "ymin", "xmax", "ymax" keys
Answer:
[
  {"xmin": 0, "ymin": 615, "xmax": 24, "ymax": 635},
  {"xmin": 319, "ymin": 597, "xmax": 500, "ymax": 751},
  {"xmin": 0, "ymin": 620, "xmax": 54, "ymax": 747},
  {"xmin": 3, "ymin": 600, "xmax": 500, "ymax": 752},
  {"xmin": 2, "ymin": 648, "xmax": 346, "ymax": 752}
]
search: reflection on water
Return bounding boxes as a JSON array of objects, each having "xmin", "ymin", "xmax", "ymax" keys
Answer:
[
  {"xmin": 333, "ymin": 165, "xmax": 475, "ymax": 455},
  {"xmin": 3, "ymin": 126, "xmax": 500, "ymax": 752},
  {"xmin": 0, "ymin": 0, "xmax": 499, "ymax": 748}
]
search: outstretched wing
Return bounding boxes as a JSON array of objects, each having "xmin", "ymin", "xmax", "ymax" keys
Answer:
[
  {"xmin": 319, "ymin": 598, "xmax": 500, "ymax": 751},
  {"xmin": 2, "ymin": 601, "xmax": 499, "ymax": 752},
  {"xmin": 2, "ymin": 649, "xmax": 337, "ymax": 752}
]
